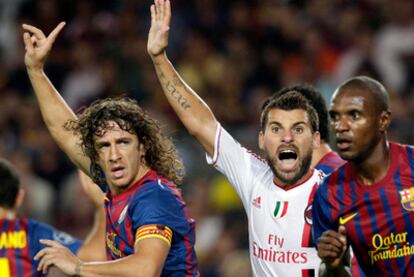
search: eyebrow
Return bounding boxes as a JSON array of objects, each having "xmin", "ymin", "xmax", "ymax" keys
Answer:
[{"xmin": 268, "ymin": 121, "xmax": 308, "ymax": 127}]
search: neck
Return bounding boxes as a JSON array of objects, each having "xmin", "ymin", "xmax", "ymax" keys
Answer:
[
  {"xmin": 0, "ymin": 207, "xmax": 16, "ymax": 220},
  {"xmin": 312, "ymin": 142, "xmax": 332, "ymax": 168},
  {"xmin": 353, "ymin": 139, "xmax": 391, "ymax": 185}
]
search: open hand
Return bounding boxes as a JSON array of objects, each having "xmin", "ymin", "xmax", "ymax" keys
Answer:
[
  {"xmin": 34, "ymin": 239, "xmax": 81, "ymax": 275},
  {"xmin": 22, "ymin": 22, "xmax": 65, "ymax": 71},
  {"xmin": 147, "ymin": 0, "xmax": 171, "ymax": 57}
]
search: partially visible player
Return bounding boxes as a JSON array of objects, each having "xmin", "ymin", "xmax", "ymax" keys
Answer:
[
  {"xmin": 271, "ymin": 85, "xmax": 345, "ymax": 175},
  {"xmin": 0, "ymin": 159, "xmax": 104, "ymax": 277},
  {"xmin": 312, "ymin": 76, "xmax": 414, "ymax": 275},
  {"xmin": 148, "ymin": 0, "xmax": 324, "ymax": 275}
]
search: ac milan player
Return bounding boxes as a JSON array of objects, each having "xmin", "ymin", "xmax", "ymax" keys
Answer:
[
  {"xmin": 312, "ymin": 76, "xmax": 414, "ymax": 275},
  {"xmin": 271, "ymin": 85, "xmax": 345, "ymax": 176},
  {"xmin": 148, "ymin": 0, "xmax": 326, "ymax": 275}
]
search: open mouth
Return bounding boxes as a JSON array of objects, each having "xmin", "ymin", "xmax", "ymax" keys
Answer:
[
  {"xmin": 277, "ymin": 149, "xmax": 298, "ymax": 171},
  {"xmin": 111, "ymin": 166, "xmax": 125, "ymax": 178}
]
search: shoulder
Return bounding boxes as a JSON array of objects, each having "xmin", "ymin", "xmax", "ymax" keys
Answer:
[{"xmin": 133, "ymin": 177, "xmax": 183, "ymax": 208}]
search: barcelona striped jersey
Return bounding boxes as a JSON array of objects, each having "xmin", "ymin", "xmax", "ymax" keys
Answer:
[
  {"xmin": 0, "ymin": 218, "xmax": 82, "ymax": 277},
  {"xmin": 312, "ymin": 142, "xmax": 414, "ymax": 275},
  {"xmin": 101, "ymin": 170, "xmax": 198, "ymax": 276},
  {"xmin": 315, "ymin": 150, "xmax": 345, "ymax": 176}
]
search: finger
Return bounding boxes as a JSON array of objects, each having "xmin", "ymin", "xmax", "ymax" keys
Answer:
[
  {"xmin": 338, "ymin": 225, "xmax": 347, "ymax": 244},
  {"xmin": 23, "ymin": 32, "xmax": 34, "ymax": 54},
  {"xmin": 150, "ymin": 4, "xmax": 156, "ymax": 26},
  {"xmin": 159, "ymin": 0, "xmax": 165, "ymax": 22},
  {"xmin": 164, "ymin": 0, "xmax": 171, "ymax": 28},
  {"xmin": 22, "ymin": 24, "xmax": 46, "ymax": 40},
  {"xmin": 47, "ymin": 21, "xmax": 66, "ymax": 44},
  {"xmin": 31, "ymin": 35, "xmax": 37, "ymax": 45},
  {"xmin": 155, "ymin": 0, "xmax": 161, "ymax": 21},
  {"xmin": 40, "ymin": 239, "xmax": 65, "ymax": 248}
]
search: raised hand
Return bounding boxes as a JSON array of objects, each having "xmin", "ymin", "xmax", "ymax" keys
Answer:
[
  {"xmin": 317, "ymin": 225, "xmax": 348, "ymax": 269},
  {"xmin": 147, "ymin": 0, "xmax": 171, "ymax": 57},
  {"xmin": 22, "ymin": 22, "xmax": 65, "ymax": 71}
]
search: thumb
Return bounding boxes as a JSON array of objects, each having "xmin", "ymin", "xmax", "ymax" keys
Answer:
[{"xmin": 338, "ymin": 225, "xmax": 347, "ymax": 244}]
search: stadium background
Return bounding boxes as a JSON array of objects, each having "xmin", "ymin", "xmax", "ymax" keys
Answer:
[{"xmin": 0, "ymin": 0, "xmax": 413, "ymax": 276}]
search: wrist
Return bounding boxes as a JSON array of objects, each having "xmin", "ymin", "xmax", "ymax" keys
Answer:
[
  {"xmin": 150, "ymin": 51, "xmax": 167, "ymax": 63},
  {"xmin": 73, "ymin": 260, "xmax": 83, "ymax": 277},
  {"xmin": 26, "ymin": 66, "xmax": 44, "ymax": 75}
]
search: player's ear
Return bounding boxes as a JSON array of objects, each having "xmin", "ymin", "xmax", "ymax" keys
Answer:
[
  {"xmin": 15, "ymin": 189, "xmax": 25, "ymax": 209},
  {"xmin": 258, "ymin": 130, "xmax": 265, "ymax": 150},
  {"xmin": 312, "ymin": 131, "xmax": 321, "ymax": 150},
  {"xmin": 378, "ymin": 110, "xmax": 391, "ymax": 133}
]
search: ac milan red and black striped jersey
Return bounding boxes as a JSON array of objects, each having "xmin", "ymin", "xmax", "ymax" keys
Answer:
[
  {"xmin": 313, "ymin": 142, "xmax": 414, "ymax": 275},
  {"xmin": 0, "ymin": 218, "xmax": 82, "ymax": 277},
  {"xmin": 101, "ymin": 170, "xmax": 198, "ymax": 276}
]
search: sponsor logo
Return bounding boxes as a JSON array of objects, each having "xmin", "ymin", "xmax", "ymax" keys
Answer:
[
  {"xmin": 273, "ymin": 201, "xmax": 288, "ymax": 219},
  {"xmin": 252, "ymin": 196, "xmax": 261, "ymax": 208},
  {"xmin": 304, "ymin": 204, "xmax": 312, "ymax": 225},
  {"xmin": 368, "ymin": 232, "xmax": 413, "ymax": 264},
  {"xmin": 399, "ymin": 188, "xmax": 414, "ymax": 211},
  {"xmin": 339, "ymin": 212, "xmax": 358, "ymax": 225}
]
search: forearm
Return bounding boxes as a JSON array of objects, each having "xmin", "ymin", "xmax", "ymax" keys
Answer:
[
  {"xmin": 26, "ymin": 68, "xmax": 90, "ymax": 172},
  {"xmin": 77, "ymin": 207, "xmax": 106, "ymax": 261},
  {"xmin": 151, "ymin": 53, "xmax": 217, "ymax": 155},
  {"xmin": 78, "ymin": 256, "xmax": 161, "ymax": 277},
  {"xmin": 319, "ymin": 263, "xmax": 351, "ymax": 277}
]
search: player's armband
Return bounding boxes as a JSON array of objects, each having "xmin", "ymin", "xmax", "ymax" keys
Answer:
[{"xmin": 135, "ymin": 224, "xmax": 173, "ymax": 246}]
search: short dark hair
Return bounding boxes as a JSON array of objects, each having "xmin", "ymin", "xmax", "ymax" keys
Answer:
[
  {"xmin": 337, "ymin": 76, "xmax": 390, "ymax": 114},
  {"xmin": 271, "ymin": 85, "xmax": 329, "ymax": 142},
  {"xmin": 260, "ymin": 91, "xmax": 319, "ymax": 133},
  {"xmin": 0, "ymin": 159, "xmax": 20, "ymax": 209}
]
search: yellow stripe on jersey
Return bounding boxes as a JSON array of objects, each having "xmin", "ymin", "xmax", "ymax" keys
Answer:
[{"xmin": 135, "ymin": 224, "xmax": 173, "ymax": 246}]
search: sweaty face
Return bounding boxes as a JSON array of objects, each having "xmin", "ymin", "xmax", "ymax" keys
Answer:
[
  {"xmin": 259, "ymin": 109, "xmax": 319, "ymax": 187},
  {"xmin": 94, "ymin": 121, "xmax": 147, "ymax": 194},
  {"xmin": 329, "ymin": 88, "xmax": 383, "ymax": 161}
]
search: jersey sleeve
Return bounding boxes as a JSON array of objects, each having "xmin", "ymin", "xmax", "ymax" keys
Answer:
[
  {"xmin": 206, "ymin": 124, "xmax": 265, "ymax": 205},
  {"xmin": 29, "ymin": 220, "xmax": 83, "ymax": 254},
  {"xmin": 129, "ymin": 183, "xmax": 191, "ymax": 246},
  {"xmin": 312, "ymin": 178, "xmax": 337, "ymax": 247}
]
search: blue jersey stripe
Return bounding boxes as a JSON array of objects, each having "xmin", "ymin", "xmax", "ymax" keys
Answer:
[
  {"xmin": 337, "ymin": 167, "xmax": 345, "ymax": 213},
  {"xmin": 15, "ymin": 220, "xmax": 22, "ymax": 277},
  {"xmin": 365, "ymin": 192, "xmax": 394, "ymax": 274},
  {"xmin": 393, "ymin": 168, "xmax": 414, "ymax": 235},
  {"xmin": 379, "ymin": 188, "xmax": 405, "ymax": 271}
]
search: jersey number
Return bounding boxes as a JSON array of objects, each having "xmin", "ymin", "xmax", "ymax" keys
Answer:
[{"xmin": 0, "ymin": 258, "xmax": 10, "ymax": 277}]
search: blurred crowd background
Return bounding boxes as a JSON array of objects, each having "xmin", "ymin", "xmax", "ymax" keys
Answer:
[{"xmin": 0, "ymin": 0, "xmax": 414, "ymax": 276}]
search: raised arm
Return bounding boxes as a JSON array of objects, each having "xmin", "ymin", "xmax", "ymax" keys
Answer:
[
  {"xmin": 148, "ymin": 0, "xmax": 218, "ymax": 156},
  {"xmin": 23, "ymin": 23, "xmax": 91, "ymax": 173}
]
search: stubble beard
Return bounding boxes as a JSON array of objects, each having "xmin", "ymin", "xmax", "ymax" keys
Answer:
[{"xmin": 267, "ymin": 147, "xmax": 313, "ymax": 187}]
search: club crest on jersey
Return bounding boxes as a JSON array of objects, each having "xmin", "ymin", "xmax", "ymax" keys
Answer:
[
  {"xmin": 399, "ymin": 188, "xmax": 414, "ymax": 211},
  {"xmin": 118, "ymin": 204, "xmax": 129, "ymax": 224},
  {"xmin": 273, "ymin": 201, "xmax": 288, "ymax": 218},
  {"xmin": 304, "ymin": 204, "xmax": 312, "ymax": 225},
  {"xmin": 252, "ymin": 196, "xmax": 261, "ymax": 208}
]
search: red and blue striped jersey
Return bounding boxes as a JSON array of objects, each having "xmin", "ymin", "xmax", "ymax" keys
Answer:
[
  {"xmin": 315, "ymin": 150, "xmax": 345, "ymax": 176},
  {"xmin": 313, "ymin": 142, "xmax": 414, "ymax": 275},
  {"xmin": 102, "ymin": 170, "xmax": 198, "ymax": 276},
  {"xmin": 0, "ymin": 218, "xmax": 82, "ymax": 277}
]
